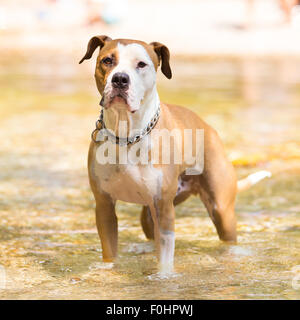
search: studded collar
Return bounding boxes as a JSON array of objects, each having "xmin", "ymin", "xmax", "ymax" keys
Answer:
[{"xmin": 91, "ymin": 104, "xmax": 161, "ymax": 146}]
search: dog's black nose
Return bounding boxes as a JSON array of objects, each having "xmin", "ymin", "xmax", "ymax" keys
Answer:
[{"xmin": 112, "ymin": 72, "xmax": 129, "ymax": 89}]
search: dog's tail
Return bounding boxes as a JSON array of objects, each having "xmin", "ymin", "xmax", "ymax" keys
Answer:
[{"xmin": 237, "ymin": 170, "xmax": 272, "ymax": 193}]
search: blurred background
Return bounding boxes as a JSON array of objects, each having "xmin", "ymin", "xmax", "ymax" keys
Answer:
[{"xmin": 0, "ymin": 0, "xmax": 299, "ymax": 299}]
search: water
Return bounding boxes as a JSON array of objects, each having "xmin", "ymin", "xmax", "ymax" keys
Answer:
[{"xmin": 0, "ymin": 52, "xmax": 299, "ymax": 299}]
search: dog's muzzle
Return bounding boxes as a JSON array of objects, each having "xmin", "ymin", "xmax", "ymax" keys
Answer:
[{"xmin": 101, "ymin": 72, "xmax": 130, "ymax": 109}]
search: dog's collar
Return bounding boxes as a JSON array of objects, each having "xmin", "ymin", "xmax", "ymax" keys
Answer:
[{"xmin": 91, "ymin": 104, "xmax": 161, "ymax": 146}]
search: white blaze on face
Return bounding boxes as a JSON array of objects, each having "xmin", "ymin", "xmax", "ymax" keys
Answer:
[{"xmin": 104, "ymin": 43, "xmax": 156, "ymax": 112}]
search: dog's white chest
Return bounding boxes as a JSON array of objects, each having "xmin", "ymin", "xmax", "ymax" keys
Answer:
[{"xmin": 91, "ymin": 152, "xmax": 163, "ymax": 205}]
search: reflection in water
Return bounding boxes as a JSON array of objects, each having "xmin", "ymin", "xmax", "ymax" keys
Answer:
[
  {"xmin": 240, "ymin": 57, "xmax": 299, "ymax": 105},
  {"xmin": 0, "ymin": 53, "xmax": 299, "ymax": 299}
]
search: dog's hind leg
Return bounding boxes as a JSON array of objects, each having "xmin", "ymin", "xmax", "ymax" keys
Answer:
[
  {"xmin": 198, "ymin": 168, "xmax": 237, "ymax": 242},
  {"xmin": 194, "ymin": 127, "xmax": 238, "ymax": 242}
]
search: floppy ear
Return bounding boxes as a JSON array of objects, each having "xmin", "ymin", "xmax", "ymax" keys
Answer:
[
  {"xmin": 149, "ymin": 42, "xmax": 172, "ymax": 79},
  {"xmin": 79, "ymin": 35, "xmax": 112, "ymax": 64}
]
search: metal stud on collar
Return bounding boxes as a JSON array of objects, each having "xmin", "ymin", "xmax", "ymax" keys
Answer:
[{"xmin": 91, "ymin": 106, "xmax": 161, "ymax": 145}]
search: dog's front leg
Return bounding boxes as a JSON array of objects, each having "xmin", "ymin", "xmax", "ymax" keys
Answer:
[
  {"xmin": 95, "ymin": 194, "xmax": 118, "ymax": 262},
  {"xmin": 149, "ymin": 198, "xmax": 175, "ymax": 274}
]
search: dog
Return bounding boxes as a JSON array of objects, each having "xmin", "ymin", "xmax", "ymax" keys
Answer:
[{"xmin": 79, "ymin": 36, "xmax": 271, "ymax": 273}]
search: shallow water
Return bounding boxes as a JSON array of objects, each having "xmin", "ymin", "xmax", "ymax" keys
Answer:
[{"xmin": 0, "ymin": 53, "xmax": 299, "ymax": 299}]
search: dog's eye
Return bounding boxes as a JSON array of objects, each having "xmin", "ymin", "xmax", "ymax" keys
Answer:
[
  {"xmin": 137, "ymin": 61, "xmax": 147, "ymax": 68},
  {"xmin": 102, "ymin": 57, "xmax": 113, "ymax": 65}
]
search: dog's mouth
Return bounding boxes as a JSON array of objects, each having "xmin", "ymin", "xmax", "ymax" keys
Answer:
[
  {"xmin": 102, "ymin": 86, "xmax": 139, "ymax": 113},
  {"xmin": 103, "ymin": 90, "xmax": 133, "ymax": 111},
  {"xmin": 106, "ymin": 90, "xmax": 127, "ymax": 104},
  {"xmin": 110, "ymin": 94, "xmax": 127, "ymax": 105}
]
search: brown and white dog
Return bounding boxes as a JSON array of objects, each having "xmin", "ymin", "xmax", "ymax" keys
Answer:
[{"xmin": 79, "ymin": 36, "xmax": 270, "ymax": 274}]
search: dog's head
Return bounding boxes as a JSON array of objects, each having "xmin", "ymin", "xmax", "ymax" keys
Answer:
[{"xmin": 79, "ymin": 36, "xmax": 172, "ymax": 112}]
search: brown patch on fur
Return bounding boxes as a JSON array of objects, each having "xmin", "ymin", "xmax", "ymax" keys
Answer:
[{"xmin": 95, "ymin": 44, "xmax": 120, "ymax": 94}]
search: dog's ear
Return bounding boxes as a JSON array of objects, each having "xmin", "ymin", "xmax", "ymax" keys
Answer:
[
  {"xmin": 149, "ymin": 42, "xmax": 172, "ymax": 79},
  {"xmin": 79, "ymin": 35, "xmax": 112, "ymax": 64}
]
